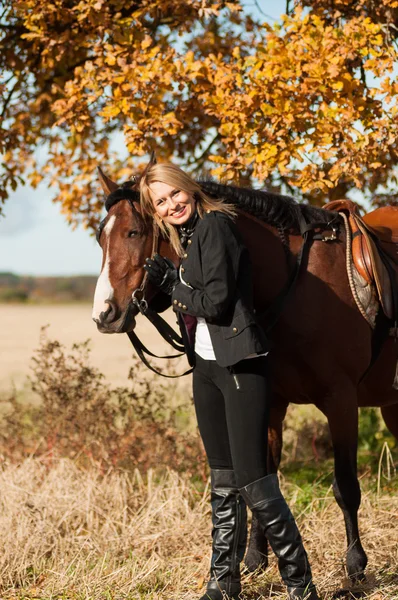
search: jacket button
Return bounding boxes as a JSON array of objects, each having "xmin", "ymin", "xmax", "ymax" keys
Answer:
[
  {"xmin": 181, "ymin": 267, "xmax": 185, "ymax": 272},
  {"xmin": 187, "ymin": 239, "xmax": 192, "ymax": 245},
  {"xmin": 183, "ymin": 253, "xmax": 188, "ymax": 259},
  {"xmin": 186, "ymin": 282, "xmax": 190, "ymax": 286},
  {"xmin": 178, "ymin": 302, "xmax": 182, "ymax": 307},
  {"xmin": 182, "ymin": 304, "xmax": 187, "ymax": 310},
  {"xmin": 173, "ymin": 299, "xmax": 178, "ymax": 305},
  {"xmin": 233, "ymin": 327, "xmax": 238, "ymax": 333}
]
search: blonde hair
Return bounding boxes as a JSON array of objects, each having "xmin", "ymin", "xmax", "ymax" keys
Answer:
[{"xmin": 139, "ymin": 162, "xmax": 237, "ymax": 257}]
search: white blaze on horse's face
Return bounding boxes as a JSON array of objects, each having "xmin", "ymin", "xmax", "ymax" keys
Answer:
[{"xmin": 92, "ymin": 215, "xmax": 116, "ymax": 320}]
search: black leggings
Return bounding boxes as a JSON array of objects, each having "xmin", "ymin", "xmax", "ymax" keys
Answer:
[{"xmin": 192, "ymin": 353, "xmax": 269, "ymax": 488}]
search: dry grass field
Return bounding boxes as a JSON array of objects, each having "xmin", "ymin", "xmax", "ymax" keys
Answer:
[
  {"xmin": 0, "ymin": 303, "xmax": 190, "ymax": 394},
  {"xmin": 0, "ymin": 303, "xmax": 397, "ymax": 599},
  {"xmin": 0, "ymin": 457, "xmax": 396, "ymax": 600}
]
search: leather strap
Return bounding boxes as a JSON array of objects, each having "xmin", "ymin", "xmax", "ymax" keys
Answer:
[
  {"xmin": 126, "ymin": 302, "xmax": 193, "ymax": 377},
  {"xmin": 259, "ymin": 215, "xmax": 337, "ymax": 333},
  {"xmin": 127, "ymin": 329, "xmax": 193, "ymax": 378},
  {"xmin": 138, "ymin": 303, "xmax": 186, "ymax": 352}
]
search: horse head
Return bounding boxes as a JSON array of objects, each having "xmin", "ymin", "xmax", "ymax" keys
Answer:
[{"xmin": 92, "ymin": 166, "xmax": 155, "ymax": 334}]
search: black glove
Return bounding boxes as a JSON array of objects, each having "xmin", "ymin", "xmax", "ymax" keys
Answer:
[{"xmin": 144, "ymin": 254, "xmax": 179, "ymax": 295}]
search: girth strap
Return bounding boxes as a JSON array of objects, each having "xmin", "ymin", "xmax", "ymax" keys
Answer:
[
  {"xmin": 259, "ymin": 215, "xmax": 339, "ymax": 332},
  {"xmin": 259, "ymin": 218, "xmax": 309, "ymax": 332}
]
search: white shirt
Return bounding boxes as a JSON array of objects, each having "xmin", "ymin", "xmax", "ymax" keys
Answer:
[
  {"xmin": 179, "ymin": 265, "xmax": 216, "ymax": 360},
  {"xmin": 179, "ymin": 265, "xmax": 267, "ymax": 362}
]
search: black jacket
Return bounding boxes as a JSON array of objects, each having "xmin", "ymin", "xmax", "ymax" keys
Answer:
[{"xmin": 171, "ymin": 210, "xmax": 269, "ymax": 367}]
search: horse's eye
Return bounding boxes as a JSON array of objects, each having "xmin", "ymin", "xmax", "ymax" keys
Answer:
[{"xmin": 128, "ymin": 230, "xmax": 139, "ymax": 238}]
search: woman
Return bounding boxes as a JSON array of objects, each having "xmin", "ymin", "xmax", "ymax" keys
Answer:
[{"xmin": 140, "ymin": 162, "xmax": 319, "ymax": 600}]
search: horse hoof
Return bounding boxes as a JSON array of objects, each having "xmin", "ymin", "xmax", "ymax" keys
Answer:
[
  {"xmin": 244, "ymin": 550, "xmax": 268, "ymax": 573},
  {"xmin": 347, "ymin": 546, "xmax": 368, "ymax": 583},
  {"xmin": 349, "ymin": 571, "xmax": 367, "ymax": 584}
]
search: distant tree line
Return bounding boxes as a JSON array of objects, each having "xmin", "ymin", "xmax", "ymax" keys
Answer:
[{"xmin": 0, "ymin": 272, "xmax": 97, "ymax": 303}]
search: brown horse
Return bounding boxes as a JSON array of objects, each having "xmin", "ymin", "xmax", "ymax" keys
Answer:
[{"xmin": 92, "ymin": 168, "xmax": 398, "ymax": 582}]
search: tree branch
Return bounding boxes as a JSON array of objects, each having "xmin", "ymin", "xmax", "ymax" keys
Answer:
[
  {"xmin": 251, "ymin": 0, "xmax": 277, "ymax": 21},
  {"xmin": 188, "ymin": 132, "xmax": 221, "ymax": 172},
  {"xmin": 0, "ymin": 76, "xmax": 21, "ymax": 121}
]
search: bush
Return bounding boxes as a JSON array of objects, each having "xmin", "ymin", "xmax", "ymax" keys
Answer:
[
  {"xmin": 358, "ymin": 406, "xmax": 396, "ymax": 456},
  {"xmin": 0, "ymin": 328, "xmax": 205, "ymax": 476},
  {"xmin": 282, "ymin": 403, "xmax": 397, "ymax": 473},
  {"xmin": 0, "ymin": 288, "xmax": 28, "ymax": 302}
]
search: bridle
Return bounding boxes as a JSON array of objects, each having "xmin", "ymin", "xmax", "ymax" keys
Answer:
[
  {"xmin": 129, "ymin": 221, "xmax": 158, "ymax": 315},
  {"xmin": 97, "ymin": 185, "xmax": 193, "ymax": 377},
  {"xmin": 97, "ymin": 183, "xmax": 155, "ymax": 313}
]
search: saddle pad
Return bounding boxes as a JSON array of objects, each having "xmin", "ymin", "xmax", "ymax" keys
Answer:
[{"xmin": 357, "ymin": 219, "xmax": 394, "ymax": 320}]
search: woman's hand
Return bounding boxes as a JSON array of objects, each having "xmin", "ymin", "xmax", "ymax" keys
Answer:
[{"xmin": 144, "ymin": 254, "xmax": 179, "ymax": 295}]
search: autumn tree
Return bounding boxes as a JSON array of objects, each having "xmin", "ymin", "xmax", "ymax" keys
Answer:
[{"xmin": 1, "ymin": 0, "xmax": 398, "ymax": 230}]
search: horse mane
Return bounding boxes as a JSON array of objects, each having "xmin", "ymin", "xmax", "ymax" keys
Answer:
[
  {"xmin": 109, "ymin": 177, "xmax": 340, "ymax": 233},
  {"xmin": 197, "ymin": 179, "xmax": 340, "ymax": 233}
]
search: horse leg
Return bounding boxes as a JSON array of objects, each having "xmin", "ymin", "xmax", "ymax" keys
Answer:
[
  {"xmin": 324, "ymin": 388, "xmax": 368, "ymax": 581},
  {"xmin": 381, "ymin": 403, "xmax": 398, "ymax": 442},
  {"xmin": 244, "ymin": 397, "xmax": 288, "ymax": 572}
]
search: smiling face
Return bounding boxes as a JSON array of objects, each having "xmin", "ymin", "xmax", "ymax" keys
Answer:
[{"xmin": 150, "ymin": 181, "xmax": 196, "ymax": 226}]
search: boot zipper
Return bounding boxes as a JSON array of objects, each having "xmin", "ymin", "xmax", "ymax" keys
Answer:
[{"xmin": 228, "ymin": 494, "xmax": 241, "ymax": 593}]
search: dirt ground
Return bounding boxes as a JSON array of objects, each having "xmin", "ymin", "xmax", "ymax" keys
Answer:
[{"xmin": 0, "ymin": 303, "xmax": 191, "ymax": 395}]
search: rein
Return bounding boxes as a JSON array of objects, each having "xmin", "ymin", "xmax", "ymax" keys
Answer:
[{"xmin": 127, "ymin": 220, "xmax": 194, "ymax": 378}]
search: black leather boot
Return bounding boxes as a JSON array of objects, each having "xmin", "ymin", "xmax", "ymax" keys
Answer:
[
  {"xmin": 239, "ymin": 474, "xmax": 319, "ymax": 600},
  {"xmin": 199, "ymin": 469, "xmax": 247, "ymax": 600}
]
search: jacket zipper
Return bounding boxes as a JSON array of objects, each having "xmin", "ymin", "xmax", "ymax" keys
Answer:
[{"xmin": 228, "ymin": 366, "xmax": 241, "ymax": 390}]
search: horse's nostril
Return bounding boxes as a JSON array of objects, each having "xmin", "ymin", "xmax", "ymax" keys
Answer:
[{"xmin": 99, "ymin": 300, "xmax": 118, "ymax": 324}]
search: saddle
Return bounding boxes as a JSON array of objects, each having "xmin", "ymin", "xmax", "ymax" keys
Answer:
[{"xmin": 324, "ymin": 200, "xmax": 398, "ymax": 322}]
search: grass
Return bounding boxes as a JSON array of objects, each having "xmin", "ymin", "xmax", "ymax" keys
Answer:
[
  {"xmin": 0, "ymin": 325, "xmax": 397, "ymax": 599},
  {"xmin": 0, "ymin": 457, "xmax": 396, "ymax": 600}
]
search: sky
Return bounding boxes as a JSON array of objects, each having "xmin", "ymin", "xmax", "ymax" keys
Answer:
[{"xmin": 0, "ymin": 2, "xmax": 333, "ymax": 276}]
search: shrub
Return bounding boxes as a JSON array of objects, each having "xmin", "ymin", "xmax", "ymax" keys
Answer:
[
  {"xmin": 0, "ymin": 328, "xmax": 205, "ymax": 476},
  {"xmin": 358, "ymin": 406, "xmax": 396, "ymax": 456},
  {"xmin": 0, "ymin": 288, "xmax": 28, "ymax": 302}
]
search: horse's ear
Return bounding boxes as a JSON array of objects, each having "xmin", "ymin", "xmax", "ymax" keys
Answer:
[
  {"xmin": 98, "ymin": 166, "xmax": 119, "ymax": 196},
  {"xmin": 139, "ymin": 151, "xmax": 157, "ymax": 184}
]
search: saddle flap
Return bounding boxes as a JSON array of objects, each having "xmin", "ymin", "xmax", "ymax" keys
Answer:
[
  {"xmin": 362, "ymin": 206, "xmax": 398, "ymax": 243},
  {"xmin": 356, "ymin": 219, "xmax": 394, "ymax": 320},
  {"xmin": 325, "ymin": 200, "xmax": 398, "ymax": 321}
]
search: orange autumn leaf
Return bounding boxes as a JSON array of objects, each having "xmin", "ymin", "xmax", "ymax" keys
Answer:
[{"xmin": 1, "ymin": 0, "xmax": 398, "ymax": 229}]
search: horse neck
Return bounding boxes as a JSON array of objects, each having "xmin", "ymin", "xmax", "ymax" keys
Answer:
[
  {"xmin": 236, "ymin": 210, "xmax": 304, "ymax": 308},
  {"xmin": 157, "ymin": 236, "xmax": 179, "ymax": 263}
]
